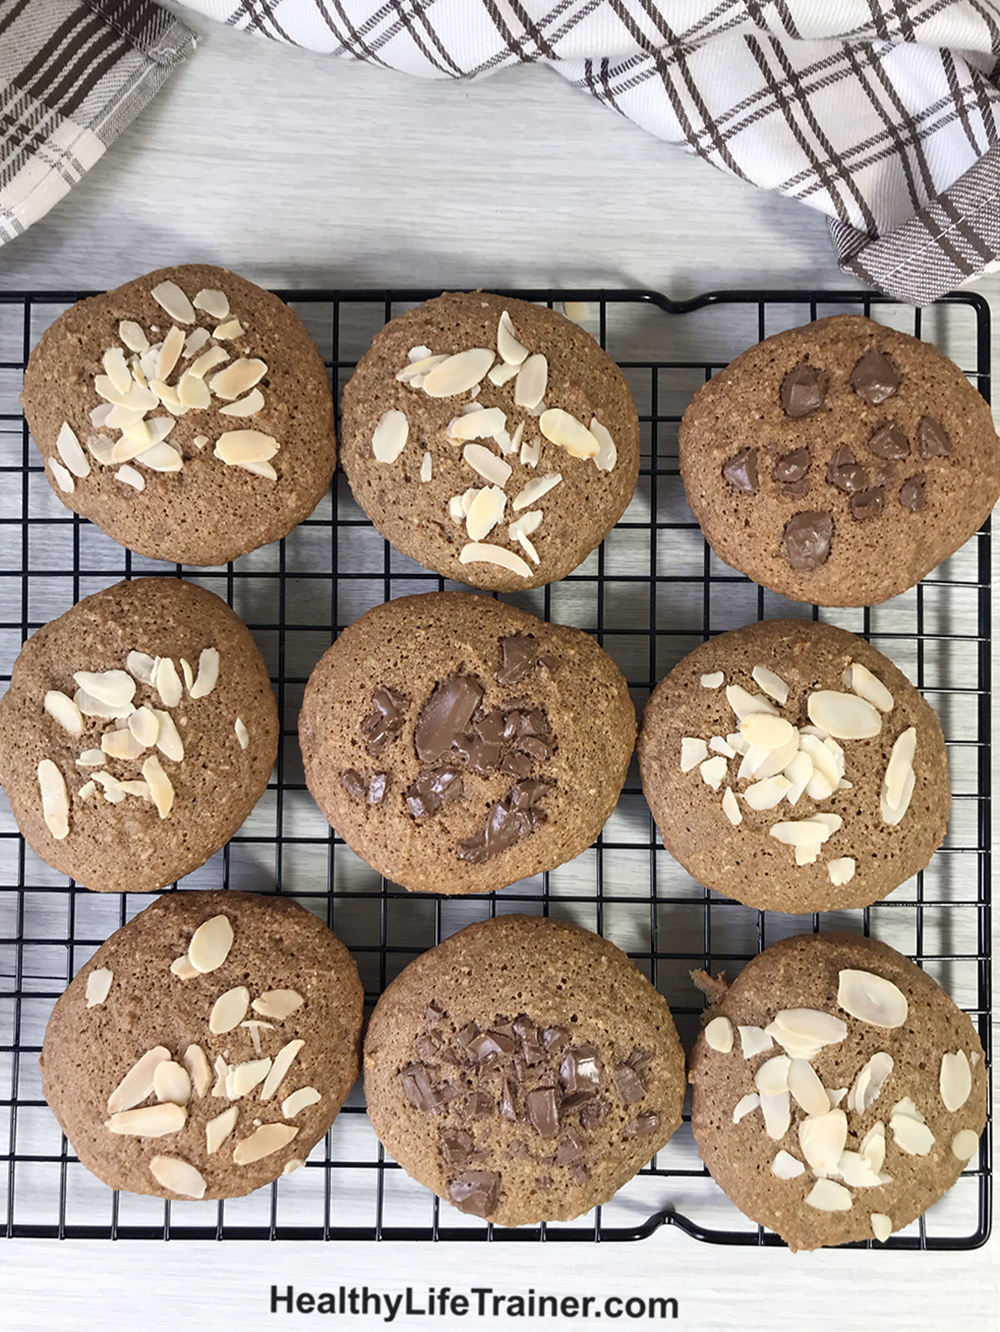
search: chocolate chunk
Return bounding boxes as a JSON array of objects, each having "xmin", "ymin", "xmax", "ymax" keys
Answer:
[
  {"xmin": 516, "ymin": 736, "xmax": 550, "ymax": 762},
  {"xmin": 578, "ymin": 1098, "xmax": 607, "ymax": 1130},
  {"xmin": 508, "ymin": 779, "xmax": 548, "ymax": 812},
  {"xmin": 867, "ymin": 421, "xmax": 910, "ymax": 460},
  {"xmin": 783, "ymin": 510, "xmax": 833, "ymax": 571},
  {"xmin": 476, "ymin": 710, "xmax": 506, "ymax": 744},
  {"xmin": 513, "ymin": 1015, "xmax": 544, "ymax": 1065},
  {"xmin": 413, "ymin": 1032, "xmax": 442, "ymax": 1062},
  {"xmin": 780, "ymin": 363, "xmax": 828, "ymax": 418},
  {"xmin": 554, "ymin": 1126, "xmax": 587, "ymax": 1166},
  {"xmin": 455, "ymin": 735, "xmax": 502, "ymax": 776},
  {"xmin": 612, "ymin": 1060, "xmax": 647, "ymax": 1106},
  {"xmin": 457, "ymin": 793, "xmax": 542, "ymax": 864},
  {"xmin": 826, "ymin": 444, "xmax": 868, "ymax": 494},
  {"xmin": 449, "ymin": 1170, "xmax": 500, "ymax": 1218},
  {"xmin": 538, "ymin": 654, "xmax": 560, "ymax": 674},
  {"xmin": 498, "ymin": 751, "xmax": 533, "ymax": 780},
  {"xmin": 425, "ymin": 1000, "xmax": 446, "ymax": 1021},
  {"xmin": 368, "ymin": 772, "xmax": 387, "ymax": 804},
  {"xmin": 437, "ymin": 1081, "xmax": 465, "ymax": 1105},
  {"xmin": 542, "ymin": 1026, "xmax": 569, "ymax": 1053},
  {"xmin": 722, "ymin": 447, "xmax": 758, "ymax": 493},
  {"xmin": 849, "ymin": 486, "xmax": 884, "ymax": 521},
  {"xmin": 455, "ymin": 1022, "xmax": 480, "ymax": 1051},
  {"xmin": 772, "ymin": 448, "xmax": 811, "ymax": 484},
  {"xmin": 535, "ymin": 1175, "xmax": 553, "ymax": 1189},
  {"xmin": 623, "ymin": 1112, "xmax": 661, "ymax": 1139},
  {"xmin": 404, "ymin": 765, "xmax": 465, "ymax": 818},
  {"xmin": 497, "ymin": 634, "xmax": 538, "ymax": 686},
  {"xmin": 559, "ymin": 1045, "xmax": 601, "ymax": 1096},
  {"xmin": 399, "ymin": 1064, "xmax": 441, "ymax": 1114},
  {"xmin": 917, "ymin": 415, "xmax": 952, "ymax": 459},
  {"xmin": 341, "ymin": 769, "xmax": 367, "ymax": 799},
  {"xmin": 850, "ymin": 349, "xmax": 900, "ymax": 405},
  {"xmin": 467, "ymin": 1030, "xmax": 515, "ymax": 1062},
  {"xmin": 569, "ymin": 1162, "xmax": 591, "ymax": 1186},
  {"xmin": 899, "ymin": 473, "xmax": 927, "ymax": 512},
  {"xmin": 504, "ymin": 1139, "xmax": 531, "ymax": 1160},
  {"xmin": 499, "ymin": 1076, "xmax": 518, "ymax": 1122},
  {"xmin": 361, "ymin": 687, "xmax": 407, "ymax": 755},
  {"xmin": 465, "ymin": 1090, "xmax": 495, "ymax": 1120},
  {"xmin": 440, "ymin": 1127, "xmax": 477, "ymax": 1166},
  {"xmin": 526, "ymin": 1087, "xmax": 560, "ymax": 1139},
  {"xmin": 414, "ymin": 676, "xmax": 484, "ymax": 764}
]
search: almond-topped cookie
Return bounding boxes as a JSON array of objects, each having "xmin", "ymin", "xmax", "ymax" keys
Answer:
[
  {"xmin": 22, "ymin": 264, "xmax": 336, "ymax": 566},
  {"xmin": 637, "ymin": 619, "xmax": 950, "ymax": 913},
  {"xmin": 40, "ymin": 891, "xmax": 364, "ymax": 1200},
  {"xmin": 679, "ymin": 315, "xmax": 1000, "ymax": 606},
  {"xmin": 688, "ymin": 933, "xmax": 986, "ymax": 1250},
  {"xmin": 0, "ymin": 578, "xmax": 278, "ymax": 892},
  {"xmin": 364, "ymin": 915, "xmax": 685, "ymax": 1227},
  {"xmin": 340, "ymin": 292, "xmax": 640, "ymax": 590},
  {"xmin": 298, "ymin": 591, "xmax": 636, "ymax": 895}
]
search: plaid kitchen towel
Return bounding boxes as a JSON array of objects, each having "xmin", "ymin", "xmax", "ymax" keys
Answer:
[{"xmin": 0, "ymin": 0, "xmax": 194, "ymax": 245}]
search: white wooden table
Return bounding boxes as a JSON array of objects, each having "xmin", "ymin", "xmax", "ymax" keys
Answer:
[{"xmin": 0, "ymin": 10, "xmax": 996, "ymax": 1330}]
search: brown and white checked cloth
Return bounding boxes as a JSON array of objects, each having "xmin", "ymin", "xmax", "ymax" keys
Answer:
[{"xmin": 5, "ymin": 0, "xmax": 1000, "ymax": 303}]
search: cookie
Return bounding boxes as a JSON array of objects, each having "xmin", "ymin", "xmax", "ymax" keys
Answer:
[
  {"xmin": 298, "ymin": 591, "xmax": 636, "ymax": 895},
  {"xmin": 340, "ymin": 292, "xmax": 640, "ymax": 590},
  {"xmin": 637, "ymin": 619, "xmax": 949, "ymax": 913},
  {"xmin": 364, "ymin": 914, "xmax": 685, "ymax": 1227},
  {"xmin": 0, "ymin": 578, "xmax": 278, "ymax": 893},
  {"xmin": 40, "ymin": 890, "xmax": 364, "ymax": 1200},
  {"xmin": 688, "ymin": 932, "xmax": 986, "ymax": 1250},
  {"xmin": 22, "ymin": 264, "xmax": 336, "ymax": 566},
  {"xmin": 678, "ymin": 315, "xmax": 1000, "ymax": 606}
]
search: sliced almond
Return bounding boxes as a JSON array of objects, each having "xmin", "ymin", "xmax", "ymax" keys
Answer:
[
  {"xmin": 107, "ymin": 1046, "xmax": 171, "ymax": 1113},
  {"xmin": 92, "ymin": 770, "xmax": 126, "ymax": 803},
  {"xmin": 206, "ymin": 1105, "xmax": 239, "ymax": 1154},
  {"xmin": 836, "ymin": 1150, "xmax": 886, "ymax": 1189},
  {"xmin": 848, "ymin": 1052, "xmax": 894, "ymax": 1115},
  {"xmin": 448, "ymin": 407, "xmax": 507, "ymax": 442},
  {"xmin": 211, "ymin": 1056, "xmax": 230, "ymax": 1098},
  {"xmin": 155, "ymin": 657, "xmax": 183, "ymax": 708},
  {"xmin": 260, "ymin": 1039, "xmax": 305, "ymax": 1102},
  {"xmin": 189, "ymin": 345, "xmax": 229, "ymax": 378},
  {"xmin": 193, "ymin": 288, "xmax": 230, "ymax": 319},
  {"xmin": 213, "ymin": 318, "xmax": 245, "ymax": 340},
  {"xmin": 183, "ymin": 1044, "xmax": 212, "ymax": 1098},
  {"xmin": 497, "ymin": 310, "xmax": 529, "ymax": 365},
  {"xmin": 514, "ymin": 354, "xmax": 548, "ymax": 410},
  {"xmin": 43, "ymin": 690, "xmax": 83, "ymax": 735},
  {"xmin": 282, "ymin": 1087, "xmax": 321, "ymax": 1119},
  {"xmin": 38, "ymin": 759, "xmax": 69, "ymax": 840},
  {"xmin": 119, "ymin": 779, "xmax": 151, "ymax": 799},
  {"xmin": 871, "ymin": 1213, "xmax": 892, "ymax": 1242},
  {"xmin": 721, "ymin": 786, "xmax": 742, "ymax": 825},
  {"xmin": 740, "ymin": 714, "xmax": 795, "ymax": 751},
  {"xmin": 827, "ymin": 856, "xmax": 856, "ymax": 886},
  {"xmin": 754, "ymin": 1055, "xmax": 791, "ymax": 1097},
  {"xmin": 235, "ymin": 718, "xmax": 250, "ymax": 750},
  {"xmin": 106, "ymin": 1102, "xmax": 187, "ymax": 1137},
  {"xmin": 116, "ymin": 465, "xmax": 145, "ymax": 490},
  {"xmin": 101, "ymin": 729, "xmax": 144, "ymax": 761},
  {"xmin": 704, "ymin": 1016, "xmax": 733, "ymax": 1053},
  {"xmin": 75, "ymin": 686, "xmax": 134, "ymax": 720},
  {"xmin": 214, "ymin": 429, "xmax": 279, "ymax": 466},
  {"xmin": 751, "ymin": 665, "xmax": 789, "ymax": 704},
  {"xmin": 210, "ymin": 986, "xmax": 251, "ymax": 1035},
  {"xmin": 519, "ymin": 434, "xmax": 540, "ymax": 468},
  {"xmin": 141, "ymin": 755, "xmax": 173, "ymax": 819},
  {"xmin": 85, "ymin": 968, "xmax": 113, "ymax": 1007},
  {"xmin": 512, "ymin": 473, "xmax": 561, "ymax": 511},
  {"xmin": 119, "ymin": 321, "xmax": 149, "ymax": 353},
  {"xmin": 152, "ymin": 709, "xmax": 184, "ymax": 762},
  {"xmin": 47, "ymin": 458, "xmax": 75, "ymax": 493},
  {"xmin": 228, "ymin": 1058, "xmax": 272, "ymax": 1099},
  {"xmin": 90, "ymin": 402, "xmax": 115, "ymax": 428},
  {"xmin": 539, "ymin": 406, "xmax": 598, "ymax": 458},
  {"xmin": 190, "ymin": 646, "xmax": 220, "ymax": 699},
  {"xmin": 940, "ymin": 1050, "xmax": 972, "ymax": 1112},
  {"xmin": 152, "ymin": 281, "xmax": 196, "ymax": 324},
  {"xmin": 488, "ymin": 360, "xmax": 520, "ymax": 387},
  {"xmin": 371, "ymin": 410, "xmax": 408, "ymax": 463},
  {"xmin": 788, "ymin": 1059, "xmax": 830, "ymax": 1117},
  {"xmin": 698, "ymin": 755, "xmax": 727, "ymax": 790},
  {"xmin": 760, "ymin": 1091, "xmax": 791, "ymax": 1140},
  {"xmin": 807, "ymin": 690, "xmax": 882, "ymax": 740},
  {"xmin": 771, "ymin": 1008, "xmax": 847, "ymax": 1048},
  {"xmin": 422, "ymin": 348, "xmax": 494, "ymax": 397},
  {"xmin": 103, "ymin": 346, "xmax": 134, "ymax": 396},
  {"xmin": 189, "ymin": 914, "xmax": 234, "ymax": 973},
  {"xmin": 56, "ymin": 422, "xmax": 91, "ymax": 478},
  {"xmin": 952, "ymin": 1129, "xmax": 980, "ymax": 1161},
  {"xmin": 843, "ymin": 662, "xmax": 894, "ymax": 713},
  {"xmin": 233, "ymin": 1122, "xmax": 299, "ymax": 1165},
  {"xmin": 183, "ymin": 327, "xmax": 211, "ymax": 357},
  {"xmin": 738, "ymin": 1026, "xmax": 773, "ymax": 1058},
  {"xmin": 209, "ymin": 358, "xmax": 267, "ymax": 400},
  {"xmin": 732, "ymin": 1092, "xmax": 761, "ymax": 1123},
  {"xmin": 861, "ymin": 1122, "xmax": 887, "ymax": 1173},
  {"xmin": 149, "ymin": 1155, "xmax": 206, "ymax": 1199},
  {"xmin": 128, "ymin": 706, "xmax": 160, "ymax": 749},
  {"xmin": 458, "ymin": 543, "xmax": 532, "ymax": 578},
  {"xmin": 806, "ymin": 1179, "xmax": 853, "ymax": 1212},
  {"xmin": 725, "ymin": 684, "xmax": 778, "ymax": 721},
  {"xmin": 799, "ymin": 1109, "xmax": 849, "ymax": 1175},
  {"xmin": 465, "ymin": 484, "xmax": 506, "ymax": 541},
  {"xmin": 153, "ymin": 1060, "xmax": 191, "ymax": 1106},
  {"xmin": 590, "ymin": 418, "xmax": 617, "ymax": 472},
  {"xmin": 180, "ymin": 659, "xmax": 194, "ymax": 690},
  {"xmin": 508, "ymin": 510, "xmax": 542, "ymax": 544},
  {"xmin": 76, "ymin": 750, "xmax": 105, "ymax": 767},
  {"xmin": 87, "ymin": 434, "xmax": 117, "ymax": 465},
  {"xmin": 251, "ymin": 990, "xmax": 305, "ymax": 1021},
  {"xmin": 178, "ymin": 371, "xmax": 211, "ymax": 410},
  {"xmin": 890, "ymin": 1114, "xmax": 935, "ymax": 1156},
  {"xmin": 463, "ymin": 443, "xmax": 511, "ymax": 488},
  {"xmin": 881, "ymin": 727, "xmax": 917, "ymax": 824},
  {"xmin": 157, "ymin": 325, "xmax": 185, "ymax": 381},
  {"xmin": 219, "ymin": 388, "xmax": 265, "ymax": 417},
  {"xmin": 74, "ymin": 670, "xmax": 135, "ymax": 709},
  {"xmin": 771, "ymin": 1150, "xmax": 805, "ymax": 1180},
  {"xmin": 701, "ymin": 672, "xmax": 724, "ymax": 689},
  {"xmin": 837, "ymin": 970, "xmax": 907, "ymax": 1028},
  {"xmin": 106, "ymin": 402, "xmax": 148, "ymax": 432},
  {"xmin": 239, "ymin": 458, "xmax": 278, "ymax": 480},
  {"xmin": 743, "ymin": 775, "xmax": 792, "ymax": 810},
  {"xmin": 135, "ymin": 442, "xmax": 183, "ymax": 472}
]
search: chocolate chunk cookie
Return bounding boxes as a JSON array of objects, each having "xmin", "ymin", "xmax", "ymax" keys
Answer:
[
  {"xmin": 22, "ymin": 264, "xmax": 336, "ymax": 566},
  {"xmin": 40, "ymin": 891, "xmax": 364, "ymax": 1200},
  {"xmin": 688, "ymin": 933, "xmax": 986, "ymax": 1250},
  {"xmin": 0, "ymin": 578, "xmax": 278, "ymax": 892},
  {"xmin": 299, "ymin": 592, "xmax": 636, "ymax": 895},
  {"xmin": 679, "ymin": 315, "xmax": 1000, "ymax": 606},
  {"xmin": 364, "ymin": 915, "xmax": 685, "ymax": 1226},
  {"xmin": 340, "ymin": 292, "xmax": 640, "ymax": 590},
  {"xmin": 637, "ymin": 619, "xmax": 949, "ymax": 913}
]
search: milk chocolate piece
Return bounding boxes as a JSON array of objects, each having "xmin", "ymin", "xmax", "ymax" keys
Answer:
[
  {"xmin": 526, "ymin": 1087, "xmax": 560, "ymax": 1138},
  {"xmin": 504, "ymin": 1139, "xmax": 531, "ymax": 1160},
  {"xmin": 535, "ymin": 1175, "xmax": 553, "ymax": 1189},
  {"xmin": 414, "ymin": 1032, "xmax": 442, "ymax": 1061},
  {"xmin": 449, "ymin": 1170, "xmax": 500, "ymax": 1217},
  {"xmin": 623, "ymin": 1111, "xmax": 661, "ymax": 1139},
  {"xmin": 513, "ymin": 1015, "xmax": 544, "ymax": 1065},
  {"xmin": 554, "ymin": 1126, "xmax": 587, "ymax": 1165},
  {"xmin": 440, "ymin": 1126, "xmax": 482, "ymax": 1166},
  {"xmin": 499, "ymin": 751, "xmax": 534, "ymax": 780},
  {"xmin": 538, "ymin": 653, "xmax": 561, "ymax": 674},
  {"xmin": 465, "ymin": 1090, "xmax": 495, "ymax": 1120},
  {"xmin": 722, "ymin": 447, "xmax": 758, "ymax": 494},
  {"xmin": 361, "ymin": 686, "xmax": 407, "ymax": 754},
  {"xmin": 867, "ymin": 421, "xmax": 910, "ymax": 460},
  {"xmin": 404, "ymin": 765, "xmax": 465, "ymax": 818},
  {"xmin": 341, "ymin": 769, "xmax": 367, "ymax": 799},
  {"xmin": 772, "ymin": 448, "xmax": 811, "ymax": 484},
  {"xmin": 569, "ymin": 1162, "xmax": 591, "ymax": 1186},
  {"xmin": 917, "ymin": 415, "xmax": 952, "ymax": 459},
  {"xmin": 826, "ymin": 444, "xmax": 868, "ymax": 494},
  {"xmin": 780, "ymin": 364, "xmax": 828, "ymax": 418},
  {"xmin": 899, "ymin": 473, "xmax": 928, "ymax": 512},
  {"xmin": 498, "ymin": 634, "xmax": 537, "ymax": 686},
  {"xmin": 559, "ymin": 1045, "xmax": 601, "ymax": 1095},
  {"xmin": 456, "ymin": 785, "xmax": 547, "ymax": 864},
  {"xmin": 400, "ymin": 1063, "xmax": 441, "ymax": 1114},
  {"xmin": 368, "ymin": 772, "xmax": 387, "ymax": 804},
  {"xmin": 850, "ymin": 349, "xmax": 900, "ymax": 405},
  {"xmin": 414, "ymin": 675, "xmax": 483, "ymax": 764},
  {"xmin": 499, "ymin": 1076, "xmax": 518, "ymax": 1121},
  {"xmin": 579, "ymin": 1098, "xmax": 607, "ymax": 1130},
  {"xmin": 516, "ymin": 736, "xmax": 550, "ymax": 761},
  {"xmin": 543, "ymin": 1026, "xmax": 569, "ymax": 1053},
  {"xmin": 849, "ymin": 487, "xmax": 884, "ymax": 521},
  {"xmin": 612, "ymin": 1060, "xmax": 647, "ymax": 1106},
  {"xmin": 783, "ymin": 511, "xmax": 833, "ymax": 571},
  {"xmin": 425, "ymin": 1000, "xmax": 446, "ymax": 1021}
]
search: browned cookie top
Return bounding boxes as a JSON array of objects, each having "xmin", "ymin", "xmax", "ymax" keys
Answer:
[
  {"xmin": 679, "ymin": 315, "xmax": 1000, "ymax": 606},
  {"xmin": 340, "ymin": 292, "xmax": 640, "ymax": 590},
  {"xmin": 298, "ymin": 592, "xmax": 636, "ymax": 895},
  {"xmin": 364, "ymin": 915, "xmax": 685, "ymax": 1227},
  {"xmin": 40, "ymin": 891, "xmax": 364, "ymax": 1200},
  {"xmin": 21, "ymin": 264, "xmax": 336, "ymax": 566},
  {"xmin": 0, "ymin": 578, "xmax": 278, "ymax": 893},
  {"xmin": 637, "ymin": 619, "xmax": 949, "ymax": 914},
  {"xmin": 688, "ymin": 933, "xmax": 986, "ymax": 1250}
]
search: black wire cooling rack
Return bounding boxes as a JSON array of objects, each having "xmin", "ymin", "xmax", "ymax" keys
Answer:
[{"xmin": 0, "ymin": 287, "xmax": 992, "ymax": 1247}]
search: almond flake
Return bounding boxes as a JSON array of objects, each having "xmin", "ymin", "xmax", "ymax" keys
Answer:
[
  {"xmin": 125, "ymin": 649, "xmax": 155, "ymax": 683},
  {"xmin": 871, "ymin": 1213, "xmax": 892, "ymax": 1242},
  {"xmin": 782, "ymin": 750, "xmax": 813, "ymax": 804},
  {"xmin": 423, "ymin": 348, "xmax": 494, "ymax": 397},
  {"xmin": 206, "ymin": 1105, "xmax": 239, "ymax": 1154},
  {"xmin": 189, "ymin": 345, "xmax": 229, "ymax": 378},
  {"xmin": 282, "ymin": 1087, "xmax": 321, "ymax": 1119},
  {"xmin": 760, "ymin": 1091, "xmax": 791, "ymax": 1140},
  {"xmin": 183, "ymin": 1044, "xmax": 212, "ymax": 1097},
  {"xmin": 260, "ymin": 1039, "xmax": 305, "ymax": 1102},
  {"xmin": 881, "ymin": 727, "xmax": 916, "ymax": 824},
  {"xmin": 213, "ymin": 318, "xmax": 245, "ymax": 340},
  {"xmin": 699, "ymin": 755, "xmax": 727, "ymax": 790},
  {"xmin": 465, "ymin": 485, "xmax": 506, "ymax": 541},
  {"xmin": 92, "ymin": 770, "xmax": 126, "ymax": 802},
  {"xmin": 463, "ymin": 443, "xmax": 511, "ymax": 487},
  {"xmin": 251, "ymin": 990, "xmax": 305, "ymax": 1021},
  {"xmin": 952, "ymin": 1129, "xmax": 980, "ymax": 1160},
  {"xmin": 836, "ymin": 1150, "xmax": 886, "ymax": 1189},
  {"xmin": 214, "ymin": 429, "xmax": 279, "ymax": 466},
  {"xmin": 769, "ymin": 818, "xmax": 840, "ymax": 849},
  {"xmin": 448, "ymin": 407, "xmax": 507, "ymax": 442},
  {"xmin": 807, "ymin": 690, "xmax": 882, "ymax": 740},
  {"xmin": 235, "ymin": 717, "xmax": 250, "ymax": 750},
  {"xmin": 118, "ymin": 779, "xmax": 151, "ymax": 799},
  {"xmin": 152, "ymin": 281, "xmax": 196, "ymax": 324},
  {"xmin": 107, "ymin": 1046, "xmax": 171, "ymax": 1113},
  {"xmin": 106, "ymin": 1102, "xmax": 187, "ymax": 1137},
  {"xmin": 771, "ymin": 1150, "xmax": 805, "ymax": 1180},
  {"xmin": 940, "ymin": 1050, "xmax": 972, "ymax": 1112},
  {"xmin": 106, "ymin": 403, "xmax": 148, "ymax": 431},
  {"xmin": 743, "ymin": 775, "xmax": 792, "ymax": 810},
  {"xmin": 788, "ymin": 1059, "xmax": 830, "ymax": 1117},
  {"xmin": 75, "ymin": 687, "xmax": 134, "ymax": 721},
  {"xmin": 751, "ymin": 665, "xmax": 789, "ymax": 704},
  {"xmin": 519, "ymin": 435, "xmax": 540, "ymax": 468},
  {"xmin": 861, "ymin": 1122, "xmax": 887, "ymax": 1172},
  {"xmin": 119, "ymin": 321, "xmax": 149, "ymax": 353},
  {"xmin": 514, "ymin": 354, "xmax": 548, "ymax": 410},
  {"xmin": 178, "ymin": 372, "xmax": 211, "ymax": 410},
  {"xmin": 47, "ymin": 458, "xmax": 75, "ymax": 493},
  {"xmin": 87, "ymin": 434, "xmax": 117, "ymax": 465},
  {"xmin": 704, "ymin": 1016, "xmax": 733, "ymax": 1053},
  {"xmin": 241, "ymin": 1020, "xmax": 275, "ymax": 1054},
  {"xmin": 210, "ymin": 985, "xmax": 251, "ymax": 1036},
  {"xmin": 847, "ymin": 1052, "xmax": 894, "ymax": 1115},
  {"xmin": 190, "ymin": 646, "xmax": 220, "ymax": 699},
  {"xmin": 86, "ymin": 967, "xmax": 113, "ymax": 1007},
  {"xmin": 397, "ymin": 353, "xmax": 449, "ymax": 383},
  {"xmin": 44, "ymin": 690, "xmax": 83, "ymax": 735},
  {"xmin": 371, "ymin": 410, "xmax": 408, "ymax": 463},
  {"xmin": 806, "ymin": 1179, "xmax": 853, "ymax": 1212},
  {"xmin": 239, "ymin": 459, "xmax": 278, "ymax": 480},
  {"xmin": 209, "ymin": 358, "xmax": 267, "ymax": 400},
  {"xmin": 211, "ymin": 1056, "xmax": 229, "ymax": 1098},
  {"xmin": 738, "ymin": 1026, "xmax": 773, "ymax": 1058},
  {"xmin": 721, "ymin": 786, "xmax": 742, "ymax": 825},
  {"xmin": 844, "ymin": 662, "xmax": 895, "ymax": 713},
  {"xmin": 154, "ymin": 1060, "xmax": 191, "ymax": 1106},
  {"xmin": 726, "ymin": 684, "xmax": 778, "ymax": 721},
  {"xmin": 233, "ymin": 1122, "xmax": 299, "ymax": 1165},
  {"xmin": 732, "ymin": 1092, "xmax": 761, "ymax": 1123},
  {"xmin": 458, "ymin": 543, "xmax": 532, "ymax": 578},
  {"xmin": 283, "ymin": 1158, "xmax": 306, "ymax": 1176},
  {"xmin": 142, "ymin": 754, "xmax": 174, "ymax": 819},
  {"xmin": 128, "ymin": 705, "xmax": 160, "ymax": 748},
  {"xmin": 152, "ymin": 709, "xmax": 184, "ymax": 762},
  {"xmin": 539, "ymin": 406, "xmax": 599, "ymax": 458},
  {"xmin": 837, "ymin": 970, "xmax": 908, "ymax": 1028},
  {"xmin": 189, "ymin": 914, "xmax": 234, "ymax": 973},
  {"xmin": 754, "ymin": 1054, "xmax": 791, "ymax": 1097},
  {"xmin": 488, "ymin": 360, "xmax": 520, "ymax": 387},
  {"xmin": 101, "ymin": 728, "xmax": 144, "ymax": 761},
  {"xmin": 157, "ymin": 325, "xmax": 185, "ymax": 381},
  {"xmin": 38, "ymin": 759, "xmax": 69, "ymax": 839},
  {"xmin": 497, "ymin": 310, "xmax": 529, "ymax": 365},
  {"xmin": 116, "ymin": 465, "xmax": 145, "ymax": 490},
  {"xmin": 149, "ymin": 1155, "xmax": 206, "ymax": 1199},
  {"xmin": 90, "ymin": 402, "xmax": 115, "ymax": 428},
  {"xmin": 219, "ymin": 387, "xmax": 265, "ymax": 417},
  {"xmin": 827, "ymin": 856, "xmax": 855, "ymax": 885},
  {"xmin": 512, "ymin": 473, "xmax": 561, "ymax": 511},
  {"xmin": 194, "ymin": 288, "xmax": 230, "ymax": 320},
  {"xmin": 771, "ymin": 1007, "xmax": 847, "ymax": 1048},
  {"xmin": 56, "ymin": 422, "xmax": 91, "ymax": 478},
  {"xmin": 180, "ymin": 659, "xmax": 194, "ymax": 690},
  {"xmin": 228, "ymin": 1058, "xmax": 272, "ymax": 1099},
  {"xmin": 155, "ymin": 657, "xmax": 183, "ymax": 708},
  {"xmin": 135, "ymin": 442, "xmax": 183, "ymax": 472},
  {"xmin": 103, "ymin": 347, "xmax": 133, "ymax": 396},
  {"xmin": 508, "ymin": 510, "xmax": 542, "ymax": 543},
  {"xmin": 890, "ymin": 1114, "xmax": 935, "ymax": 1156}
]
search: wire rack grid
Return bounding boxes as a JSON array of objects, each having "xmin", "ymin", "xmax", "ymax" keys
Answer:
[{"xmin": 0, "ymin": 286, "xmax": 991, "ymax": 1246}]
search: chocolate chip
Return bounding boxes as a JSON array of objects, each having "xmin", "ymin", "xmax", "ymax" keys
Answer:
[
  {"xmin": 513, "ymin": 1015, "xmax": 544, "ymax": 1065},
  {"xmin": 499, "ymin": 1077, "xmax": 518, "ymax": 1122},
  {"xmin": 849, "ymin": 486, "xmax": 884, "ymax": 521},
  {"xmin": 413, "ymin": 1032, "xmax": 442, "ymax": 1061},
  {"xmin": 455, "ymin": 736, "xmax": 502, "ymax": 777},
  {"xmin": 368, "ymin": 772, "xmax": 387, "ymax": 804},
  {"xmin": 468, "ymin": 1030, "xmax": 515, "ymax": 1062},
  {"xmin": 414, "ymin": 676, "xmax": 484, "ymax": 764},
  {"xmin": 404, "ymin": 765, "xmax": 465, "ymax": 818},
  {"xmin": 554, "ymin": 1126, "xmax": 587, "ymax": 1165},
  {"xmin": 440, "ymin": 1126, "xmax": 482, "ymax": 1166},
  {"xmin": 449, "ymin": 1170, "xmax": 500, "ymax": 1218},
  {"xmin": 542, "ymin": 1026, "xmax": 569, "ymax": 1053},
  {"xmin": 826, "ymin": 444, "xmax": 868, "ymax": 494},
  {"xmin": 612, "ymin": 1060, "xmax": 647, "ymax": 1106},
  {"xmin": 772, "ymin": 448, "xmax": 810, "ymax": 484},
  {"xmin": 425, "ymin": 1000, "xmax": 446, "ymax": 1021},
  {"xmin": 578, "ymin": 1098, "xmax": 607, "ymax": 1130},
  {"xmin": 850, "ymin": 349, "xmax": 900, "ymax": 405},
  {"xmin": 526, "ymin": 1087, "xmax": 560, "ymax": 1138},
  {"xmin": 497, "ymin": 634, "xmax": 538, "ymax": 686},
  {"xmin": 341, "ymin": 769, "xmax": 367, "ymax": 799},
  {"xmin": 504, "ymin": 1139, "xmax": 531, "ymax": 1160},
  {"xmin": 509, "ymin": 779, "xmax": 548, "ymax": 812},
  {"xmin": 535, "ymin": 1176, "xmax": 553, "ymax": 1189},
  {"xmin": 899, "ymin": 473, "xmax": 928, "ymax": 512},
  {"xmin": 465, "ymin": 1090, "xmax": 495, "ymax": 1120},
  {"xmin": 457, "ymin": 790, "xmax": 545, "ymax": 864},
  {"xmin": 498, "ymin": 751, "xmax": 533, "ymax": 780},
  {"xmin": 361, "ymin": 686, "xmax": 407, "ymax": 755},
  {"xmin": 780, "ymin": 363, "xmax": 828, "ymax": 418},
  {"xmin": 867, "ymin": 421, "xmax": 910, "ymax": 460},
  {"xmin": 783, "ymin": 511, "xmax": 833, "ymax": 571},
  {"xmin": 399, "ymin": 1064, "xmax": 441, "ymax": 1114},
  {"xmin": 917, "ymin": 415, "xmax": 952, "ymax": 459},
  {"xmin": 623, "ymin": 1111, "xmax": 661, "ymax": 1139},
  {"xmin": 569, "ymin": 1162, "xmax": 591, "ymax": 1186},
  {"xmin": 455, "ymin": 1022, "xmax": 480, "ymax": 1051},
  {"xmin": 538, "ymin": 654, "xmax": 560, "ymax": 674},
  {"xmin": 559, "ymin": 1046, "xmax": 601, "ymax": 1096},
  {"xmin": 722, "ymin": 447, "xmax": 758, "ymax": 493},
  {"xmin": 516, "ymin": 736, "xmax": 550, "ymax": 761}
]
